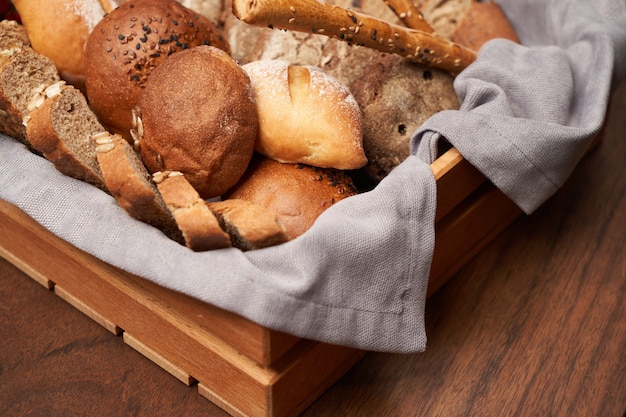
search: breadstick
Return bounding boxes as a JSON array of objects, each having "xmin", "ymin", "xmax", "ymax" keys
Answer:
[
  {"xmin": 382, "ymin": 0, "xmax": 434, "ymax": 33},
  {"xmin": 232, "ymin": 0, "xmax": 476, "ymax": 74},
  {"xmin": 97, "ymin": 0, "xmax": 118, "ymax": 13}
]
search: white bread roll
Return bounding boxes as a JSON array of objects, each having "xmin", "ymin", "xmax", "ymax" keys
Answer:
[
  {"xmin": 242, "ymin": 59, "xmax": 367, "ymax": 170},
  {"xmin": 11, "ymin": 0, "xmax": 114, "ymax": 93}
]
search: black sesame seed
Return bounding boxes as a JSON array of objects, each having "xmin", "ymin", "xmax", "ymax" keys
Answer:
[
  {"xmin": 172, "ymin": 19, "xmax": 178, "ymax": 26},
  {"xmin": 371, "ymin": 29, "xmax": 377, "ymax": 40},
  {"xmin": 349, "ymin": 15, "xmax": 357, "ymax": 24},
  {"xmin": 423, "ymin": 70, "xmax": 432, "ymax": 80},
  {"xmin": 136, "ymin": 43, "xmax": 141, "ymax": 50},
  {"xmin": 130, "ymin": 74, "xmax": 140, "ymax": 82},
  {"xmin": 140, "ymin": 35, "xmax": 147, "ymax": 42},
  {"xmin": 118, "ymin": 34, "xmax": 125, "ymax": 40},
  {"xmin": 397, "ymin": 124, "xmax": 407, "ymax": 135}
]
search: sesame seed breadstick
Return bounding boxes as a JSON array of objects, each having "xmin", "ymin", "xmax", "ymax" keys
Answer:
[
  {"xmin": 382, "ymin": 0, "xmax": 434, "ymax": 33},
  {"xmin": 97, "ymin": 0, "xmax": 118, "ymax": 14},
  {"xmin": 231, "ymin": 0, "xmax": 476, "ymax": 74}
]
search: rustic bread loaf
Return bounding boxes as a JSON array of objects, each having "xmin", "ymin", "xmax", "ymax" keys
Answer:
[
  {"xmin": 11, "ymin": 0, "xmax": 112, "ymax": 93},
  {"xmin": 136, "ymin": 45, "xmax": 257, "ymax": 199},
  {"xmin": 153, "ymin": 171, "xmax": 232, "ymax": 251},
  {"xmin": 0, "ymin": 47, "xmax": 60, "ymax": 147},
  {"xmin": 93, "ymin": 132, "xmax": 184, "ymax": 243},
  {"xmin": 84, "ymin": 0, "xmax": 230, "ymax": 140},
  {"xmin": 242, "ymin": 59, "xmax": 367, "ymax": 170},
  {"xmin": 224, "ymin": 156, "xmax": 358, "ymax": 240},
  {"xmin": 206, "ymin": 199, "xmax": 289, "ymax": 251},
  {"xmin": 26, "ymin": 81, "xmax": 108, "ymax": 191}
]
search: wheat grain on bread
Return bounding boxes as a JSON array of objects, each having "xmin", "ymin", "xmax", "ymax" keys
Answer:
[
  {"xmin": 26, "ymin": 81, "xmax": 108, "ymax": 191},
  {"xmin": 136, "ymin": 45, "xmax": 257, "ymax": 199},
  {"xmin": 93, "ymin": 132, "xmax": 184, "ymax": 243},
  {"xmin": 0, "ymin": 47, "xmax": 60, "ymax": 147}
]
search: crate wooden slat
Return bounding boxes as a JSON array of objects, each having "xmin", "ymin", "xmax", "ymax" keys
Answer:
[{"xmin": 0, "ymin": 146, "xmax": 524, "ymax": 417}]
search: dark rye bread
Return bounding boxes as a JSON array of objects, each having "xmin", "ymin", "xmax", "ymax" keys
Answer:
[
  {"xmin": 0, "ymin": 47, "xmax": 60, "ymax": 146},
  {"xmin": 26, "ymin": 82, "xmax": 108, "ymax": 191},
  {"xmin": 94, "ymin": 132, "xmax": 184, "ymax": 243},
  {"xmin": 153, "ymin": 170, "xmax": 232, "ymax": 252},
  {"xmin": 206, "ymin": 199, "xmax": 289, "ymax": 251}
]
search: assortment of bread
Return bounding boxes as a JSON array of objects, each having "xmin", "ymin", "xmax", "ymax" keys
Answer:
[{"xmin": 1, "ymin": 0, "xmax": 520, "ymax": 252}]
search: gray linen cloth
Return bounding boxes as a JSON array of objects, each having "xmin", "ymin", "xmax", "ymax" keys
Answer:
[{"xmin": 1, "ymin": 0, "xmax": 624, "ymax": 353}]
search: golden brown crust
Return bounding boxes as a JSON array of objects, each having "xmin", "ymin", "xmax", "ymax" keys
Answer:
[
  {"xmin": 154, "ymin": 171, "xmax": 232, "ymax": 251},
  {"xmin": 207, "ymin": 199, "xmax": 289, "ymax": 250},
  {"xmin": 224, "ymin": 156, "xmax": 358, "ymax": 240},
  {"xmin": 12, "ymin": 0, "xmax": 110, "ymax": 93},
  {"xmin": 26, "ymin": 83, "xmax": 108, "ymax": 191},
  {"xmin": 242, "ymin": 59, "xmax": 367, "ymax": 170},
  {"xmin": 136, "ymin": 45, "xmax": 257, "ymax": 199},
  {"xmin": 94, "ymin": 132, "xmax": 184, "ymax": 243},
  {"xmin": 84, "ymin": 0, "xmax": 230, "ymax": 139},
  {"xmin": 451, "ymin": 0, "xmax": 520, "ymax": 51}
]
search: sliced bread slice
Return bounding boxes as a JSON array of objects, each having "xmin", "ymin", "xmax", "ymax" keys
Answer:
[
  {"xmin": 153, "ymin": 171, "xmax": 232, "ymax": 252},
  {"xmin": 93, "ymin": 132, "xmax": 184, "ymax": 243},
  {"xmin": 207, "ymin": 199, "xmax": 289, "ymax": 251},
  {"xmin": 26, "ymin": 81, "xmax": 108, "ymax": 191}
]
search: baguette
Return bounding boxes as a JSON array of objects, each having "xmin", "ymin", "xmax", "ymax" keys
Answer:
[{"xmin": 231, "ymin": 0, "xmax": 477, "ymax": 74}]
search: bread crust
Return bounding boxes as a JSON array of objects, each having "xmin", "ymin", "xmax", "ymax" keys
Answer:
[
  {"xmin": 94, "ymin": 132, "xmax": 184, "ymax": 243},
  {"xmin": 136, "ymin": 45, "xmax": 257, "ymax": 199},
  {"xmin": 207, "ymin": 199, "xmax": 289, "ymax": 250},
  {"xmin": 154, "ymin": 171, "xmax": 232, "ymax": 251},
  {"xmin": 84, "ymin": 0, "xmax": 230, "ymax": 139},
  {"xmin": 243, "ymin": 59, "xmax": 367, "ymax": 170},
  {"xmin": 26, "ymin": 83, "xmax": 108, "ymax": 191},
  {"xmin": 225, "ymin": 156, "xmax": 358, "ymax": 240}
]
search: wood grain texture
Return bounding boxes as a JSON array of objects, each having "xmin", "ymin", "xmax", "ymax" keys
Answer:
[{"xmin": 1, "ymin": 80, "xmax": 624, "ymax": 416}]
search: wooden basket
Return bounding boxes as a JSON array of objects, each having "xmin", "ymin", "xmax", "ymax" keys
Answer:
[{"xmin": 0, "ymin": 147, "xmax": 522, "ymax": 417}]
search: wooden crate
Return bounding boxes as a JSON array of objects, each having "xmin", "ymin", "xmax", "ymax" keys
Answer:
[{"xmin": 0, "ymin": 147, "xmax": 522, "ymax": 417}]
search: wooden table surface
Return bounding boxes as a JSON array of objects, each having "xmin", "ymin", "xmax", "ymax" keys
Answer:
[{"xmin": 2, "ymin": 80, "xmax": 625, "ymax": 417}]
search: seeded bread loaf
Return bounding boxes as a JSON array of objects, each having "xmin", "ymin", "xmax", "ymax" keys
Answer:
[
  {"xmin": 242, "ymin": 59, "xmax": 367, "ymax": 170},
  {"xmin": 224, "ymin": 156, "xmax": 358, "ymax": 240},
  {"xmin": 25, "ymin": 81, "xmax": 108, "ymax": 191},
  {"xmin": 93, "ymin": 132, "xmax": 184, "ymax": 243},
  {"xmin": 207, "ymin": 199, "xmax": 289, "ymax": 251},
  {"xmin": 153, "ymin": 170, "xmax": 232, "ymax": 251},
  {"xmin": 0, "ymin": 47, "xmax": 61, "ymax": 147},
  {"xmin": 84, "ymin": 0, "xmax": 230, "ymax": 139},
  {"xmin": 136, "ymin": 45, "xmax": 257, "ymax": 199}
]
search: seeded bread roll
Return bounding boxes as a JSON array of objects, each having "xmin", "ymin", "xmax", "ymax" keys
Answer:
[
  {"xmin": 153, "ymin": 171, "xmax": 232, "ymax": 251},
  {"xmin": 242, "ymin": 59, "xmax": 367, "ymax": 170},
  {"xmin": 224, "ymin": 156, "xmax": 358, "ymax": 240},
  {"xmin": 136, "ymin": 45, "xmax": 257, "ymax": 199},
  {"xmin": 26, "ymin": 82, "xmax": 108, "ymax": 191},
  {"xmin": 206, "ymin": 199, "xmax": 289, "ymax": 251},
  {"xmin": 84, "ymin": 0, "xmax": 230, "ymax": 139},
  {"xmin": 0, "ymin": 47, "xmax": 60, "ymax": 147},
  {"xmin": 11, "ymin": 0, "xmax": 112, "ymax": 93},
  {"xmin": 93, "ymin": 132, "xmax": 184, "ymax": 243}
]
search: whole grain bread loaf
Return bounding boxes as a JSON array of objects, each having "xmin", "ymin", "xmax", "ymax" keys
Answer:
[{"xmin": 26, "ymin": 81, "xmax": 108, "ymax": 191}]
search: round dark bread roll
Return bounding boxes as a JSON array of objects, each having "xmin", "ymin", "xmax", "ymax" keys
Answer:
[
  {"xmin": 135, "ymin": 45, "xmax": 257, "ymax": 199},
  {"xmin": 224, "ymin": 155, "xmax": 358, "ymax": 240},
  {"xmin": 84, "ymin": 0, "xmax": 229, "ymax": 139}
]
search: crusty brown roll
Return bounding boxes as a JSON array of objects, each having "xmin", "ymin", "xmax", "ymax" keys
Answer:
[
  {"xmin": 84, "ymin": 0, "xmax": 230, "ymax": 139},
  {"xmin": 135, "ymin": 45, "xmax": 257, "ymax": 199},
  {"xmin": 224, "ymin": 155, "xmax": 358, "ymax": 240},
  {"xmin": 11, "ymin": 0, "xmax": 112, "ymax": 93},
  {"xmin": 242, "ymin": 59, "xmax": 367, "ymax": 170}
]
